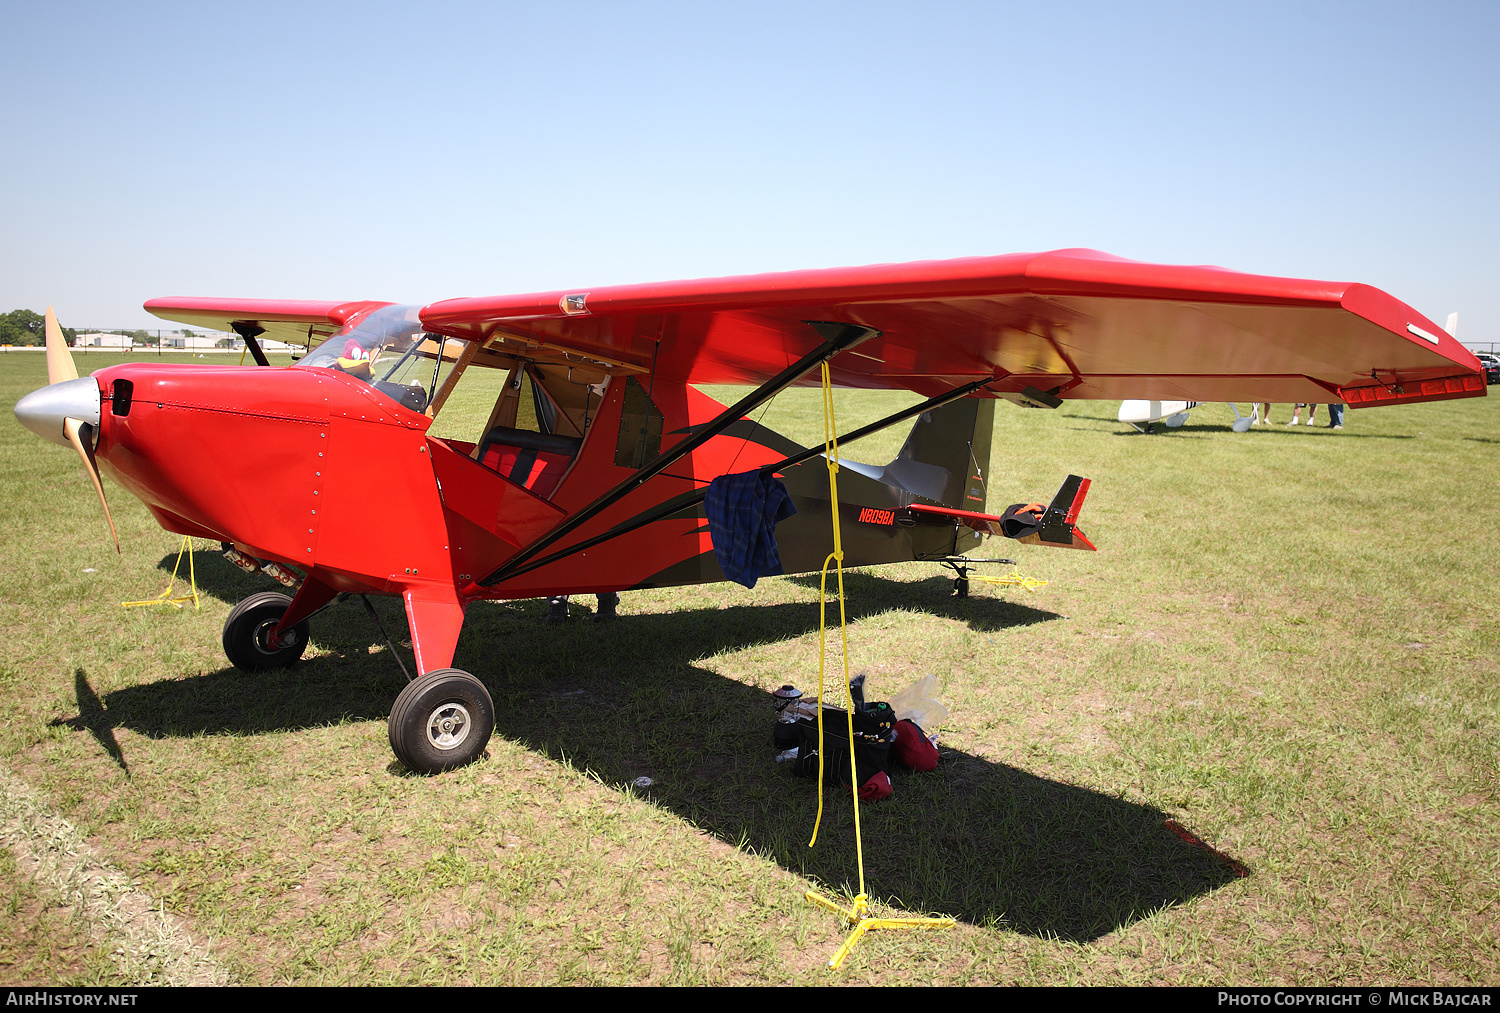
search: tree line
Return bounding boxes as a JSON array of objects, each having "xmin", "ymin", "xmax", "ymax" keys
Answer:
[
  {"xmin": 0, "ymin": 309, "xmax": 75, "ymax": 345},
  {"xmin": 0, "ymin": 309, "xmax": 166, "ymax": 346}
]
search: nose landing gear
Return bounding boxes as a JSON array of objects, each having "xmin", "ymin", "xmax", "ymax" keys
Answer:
[{"xmin": 222, "ymin": 591, "xmax": 310, "ymax": 671}]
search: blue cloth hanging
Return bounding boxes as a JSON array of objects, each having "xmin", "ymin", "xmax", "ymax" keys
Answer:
[{"xmin": 704, "ymin": 470, "xmax": 798, "ymax": 588}]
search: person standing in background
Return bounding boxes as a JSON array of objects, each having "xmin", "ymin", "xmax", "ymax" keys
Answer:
[
  {"xmin": 545, "ymin": 592, "xmax": 620, "ymax": 623},
  {"xmin": 1287, "ymin": 403, "xmax": 1319, "ymax": 426},
  {"xmin": 1326, "ymin": 403, "xmax": 1345, "ymax": 429}
]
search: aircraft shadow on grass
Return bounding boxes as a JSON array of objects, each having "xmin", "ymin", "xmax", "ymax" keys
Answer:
[
  {"xmin": 61, "ymin": 554, "xmax": 1246, "ymax": 942},
  {"xmin": 1066, "ymin": 407, "xmax": 1418, "ymax": 438},
  {"xmin": 1104, "ymin": 424, "xmax": 1413, "ymax": 439}
]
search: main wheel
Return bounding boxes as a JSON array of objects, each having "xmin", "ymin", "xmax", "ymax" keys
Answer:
[
  {"xmin": 222, "ymin": 591, "xmax": 309, "ymax": 671},
  {"xmin": 388, "ymin": 669, "xmax": 494, "ymax": 774}
]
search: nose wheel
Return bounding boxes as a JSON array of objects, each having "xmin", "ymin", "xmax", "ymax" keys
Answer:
[
  {"xmin": 222, "ymin": 591, "xmax": 310, "ymax": 671},
  {"xmin": 388, "ymin": 669, "xmax": 494, "ymax": 774}
]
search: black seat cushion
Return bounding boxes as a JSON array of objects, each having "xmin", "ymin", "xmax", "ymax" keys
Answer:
[{"xmin": 476, "ymin": 426, "xmax": 582, "ymax": 460}]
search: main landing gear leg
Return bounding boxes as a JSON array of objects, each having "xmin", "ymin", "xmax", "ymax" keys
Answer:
[{"xmin": 388, "ymin": 590, "xmax": 493, "ymax": 774}]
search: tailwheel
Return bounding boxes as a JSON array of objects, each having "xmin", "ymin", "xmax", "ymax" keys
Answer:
[
  {"xmin": 388, "ymin": 669, "xmax": 494, "ymax": 774},
  {"xmin": 222, "ymin": 591, "xmax": 309, "ymax": 671}
]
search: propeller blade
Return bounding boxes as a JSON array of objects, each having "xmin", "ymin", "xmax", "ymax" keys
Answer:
[
  {"xmin": 45, "ymin": 307, "xmax": 79, "ymax": 386},
  {"xmin": 62, "ymin": 416, "xmax": 120, "ymax": 554}
]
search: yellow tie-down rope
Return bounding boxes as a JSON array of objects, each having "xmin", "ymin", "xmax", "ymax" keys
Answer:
[
  {"xmin": 122, "ymin": 535, "xmax": 200, "ymax": 609},
  {"xmin": 804, "ymin": 363, "xmax": 954, "ymax": 969}
]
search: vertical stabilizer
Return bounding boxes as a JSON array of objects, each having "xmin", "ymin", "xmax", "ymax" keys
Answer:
[{"xmin": 838, "ymin": 398, "xmax": 995, "ymax": 509}]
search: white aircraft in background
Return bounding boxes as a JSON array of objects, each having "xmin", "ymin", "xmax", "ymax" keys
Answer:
[{"xmin": 1117, "ymin": 400, "xmax": 1257, "ymax": 434}]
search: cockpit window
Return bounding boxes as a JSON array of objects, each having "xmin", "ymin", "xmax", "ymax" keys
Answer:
[{"xmin": 299, "ymin": 305, "xmax": 459, "ymax": 413}]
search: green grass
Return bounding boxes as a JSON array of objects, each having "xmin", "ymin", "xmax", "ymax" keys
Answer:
[{"xmin": 1, "ymin": 350, "xmax": 1496, "ymax": 984}]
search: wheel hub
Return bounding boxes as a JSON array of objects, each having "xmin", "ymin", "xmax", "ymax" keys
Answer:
[
  {"xmin": 254, "ymin": 620, "xmax": 294, "ymax": 654},
  {"xmin": 426, "ymin": 703, "xmax": 472, "ymax": 751}
]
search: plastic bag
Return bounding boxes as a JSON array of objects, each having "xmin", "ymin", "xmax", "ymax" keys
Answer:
[{"xmin": 888, "ymin": 674, "xmax": 948, "ymax": 732}]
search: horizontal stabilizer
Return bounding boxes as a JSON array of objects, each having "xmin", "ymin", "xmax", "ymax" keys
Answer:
[
  {"xmin": 913, "ymin": 476, "xmax": 1096, "ymax": 550},
  {"xmin": 907, "ymin": 502, "xmax": 1007, "ymax": 536}
]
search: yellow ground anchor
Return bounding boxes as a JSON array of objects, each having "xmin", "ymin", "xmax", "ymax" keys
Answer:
[
  {"xmin": 804, "ymin": 362, "xmax": 954, "ymax": 969},
  {"xmin": 122, "ymin": 536, "xmax": 200, "ymax": 609},
  {"xmin": 805, "ymin": 891, "xmax": 955, "ymax": 970},
  {"xmin": 980, "ymin": 571, "xmax": 1049, "ymax": 592}
]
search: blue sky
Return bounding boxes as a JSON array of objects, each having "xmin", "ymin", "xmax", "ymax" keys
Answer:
[{"xmin": 3, "ymin": 1, "xmax": 1496, "ymax": 340}]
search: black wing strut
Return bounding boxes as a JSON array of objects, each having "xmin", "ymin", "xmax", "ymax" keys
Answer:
[{"xmin": 478, "ymin": 321, "xmax": 878, "ymax": 586}]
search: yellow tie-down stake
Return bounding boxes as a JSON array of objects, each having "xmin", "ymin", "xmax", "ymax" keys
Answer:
[
  {"xmin": 804, "ymin": 890, "xmax": 956, "ymax": 970},
  {"xmin": 980, "ymin": 570, "xmax": 1049, "ymax": 592},
  {"xmin": 122, "ymin": 536, "xmax": 200, "ymax": 609}
]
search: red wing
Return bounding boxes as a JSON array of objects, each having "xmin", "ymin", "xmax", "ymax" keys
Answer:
[
  {"xmin": 418, "ymin": 249, "xmax": 1483, "ymax": 407},
  {"xmin": 143, "ymin": 297, "xmax": 393, "ymax": 347}
]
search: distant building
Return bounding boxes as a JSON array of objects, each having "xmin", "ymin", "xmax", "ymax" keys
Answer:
[
  {"xmin": 165, "ymin": 333, "xmax": 228, "ymax": 349},
  {"xmin": 65, "ymin": 329, "xmax": 302, "ymax": 352},
  {"xmin": 219, "ymin": 336, "xmax": 300, "ymax": 352},
  {"xmin": 74, "ymin": 332, "xmax": 136, "ymax": 349}
]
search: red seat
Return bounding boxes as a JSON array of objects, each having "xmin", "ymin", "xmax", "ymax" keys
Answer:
[
  {"xmin": 481, "ymin": 444, "xmax": 574, "ymax": 496},
  {"xmin": 476, "ymin": 426, "xmax": 582, "ymax": 498}
]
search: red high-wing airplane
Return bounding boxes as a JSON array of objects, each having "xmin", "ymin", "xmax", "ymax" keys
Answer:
[{"xmin": 14, "ymin": 249, "xmax": 1484, "ymax": 774}]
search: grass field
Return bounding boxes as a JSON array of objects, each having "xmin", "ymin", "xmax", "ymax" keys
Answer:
[{"xmin": 1, "ymin": 351, "xmax": 1496, "ymax": 985}]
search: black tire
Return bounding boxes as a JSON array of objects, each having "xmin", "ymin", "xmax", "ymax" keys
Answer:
[
  {"xmin": 388, "ymin": 669, "xmax": 494, "ymax": 774},
  {"xmin": 222, "ymin": 591, "xmax": 309, "ymax": 671}
]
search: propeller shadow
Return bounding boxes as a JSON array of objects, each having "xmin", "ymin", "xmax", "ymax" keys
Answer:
[{"xmin": 52, "ymin": 669, "xmax": 130, "ymax": 775}]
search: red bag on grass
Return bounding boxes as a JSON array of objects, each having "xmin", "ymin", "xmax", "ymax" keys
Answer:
[{"xmin": 891, "ymin": 719, "xmax": 939, "ymax": 772}]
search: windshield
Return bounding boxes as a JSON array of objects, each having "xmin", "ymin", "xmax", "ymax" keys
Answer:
[
  {"xmin": 302, "ymin": 304, "xmax": 425, "ymax": 376},
  {"xmin": 300, "ymin": 304, "xmax": 460, "ymax": 413}
]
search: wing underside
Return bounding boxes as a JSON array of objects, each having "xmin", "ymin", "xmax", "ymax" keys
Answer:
[{"xmin": 143, "ymin": 297, "xmax": 394, "ymax": 348}]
